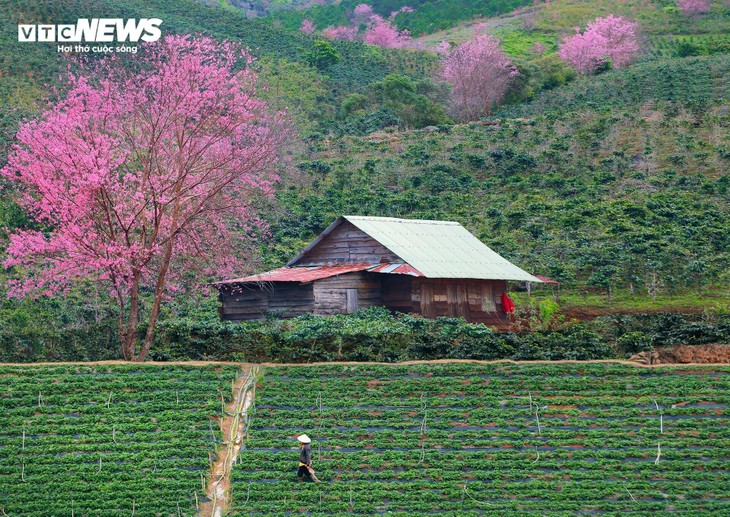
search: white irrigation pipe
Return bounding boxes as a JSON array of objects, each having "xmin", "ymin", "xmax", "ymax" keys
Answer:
[
  {"xmin": 655, "ymin": 442, "xmax": 661, "ymax": 465},
  {"xmin": 654, "ymin": 399, "xmax": 664, "ymax": 434},
  {"xmin": 623, "ymin": 484, "xmax": 637, "ymax": 503},
  {"xmin": 532, "ymin": 446, "xmax": 540, "ymax": 464},
  {"xmin": 462, "ymin": 483, "xmax": 492, "ymax": 505},
  {"xmin": 238, "ymin": 483, "xmax": 251, "ymax": 508}
]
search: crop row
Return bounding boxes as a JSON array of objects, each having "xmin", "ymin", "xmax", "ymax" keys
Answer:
[
  {"xmin": 231, "ymin": 363, "xmax": 730, "ymax": 514},
  {"xmin": 0, "ymin": 365, "xmax": 240, "ymax": 515}
]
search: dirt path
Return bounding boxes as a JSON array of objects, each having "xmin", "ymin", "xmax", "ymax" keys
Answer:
[
  {"xmin": 199, "ymin": 366, "xmax": 258, "ymax": 517},
  {"xmin": 1, "ymin": 359, "xmax": 727, "ymax": 368}
]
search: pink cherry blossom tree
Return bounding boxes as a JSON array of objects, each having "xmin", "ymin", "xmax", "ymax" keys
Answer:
[
  {"xmin": 322, "ymin": 25, "xmax": 359, "ymax": 41},
  {"xmin": 435, "ymin": 40, "xmax": 451, "ymax": 55},
  {"xmin": 300, "ymin": 19, "xmax": 316, "ymax": 34},
  {"xmin": 558, "ymin": 15, "xmax": 640, "ymax": 74},
  {"xmin": 389, "ymin": 5, "xmax": 414, "ymax": 19},
  {"xmin": 2, "ymin": 35, "xmax": 288, "ymax": 361},
  {"xmin": 363, "ymin": 16, "xmax": 412, "ymax": 48},
  {"xmin": 441, "ymin": 33, "xmax": 518, "ymax": 120},
  {"xmin": 558, "ymin": 29, "xmax": 608, "ymax": 74},
  {"xmin": 352, "ymin": 3, "xmax": 375, "ymax": 24},
  {"xmin": 677, "ymin": 0, "xmax": 711, "ymax": 14}
]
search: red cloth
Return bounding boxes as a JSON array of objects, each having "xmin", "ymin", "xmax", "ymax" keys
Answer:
[{"xmin": 501, "ymin": 292, "xmax": 515, "ymax": 314}]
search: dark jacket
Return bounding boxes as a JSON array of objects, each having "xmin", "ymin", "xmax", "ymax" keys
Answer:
[{"xmin": 300, "ymin": 444, "xmax": 312, "ymax": 465}]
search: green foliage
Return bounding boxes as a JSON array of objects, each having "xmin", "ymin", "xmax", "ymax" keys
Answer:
[
  {"xmin": 255, "ymin": 56, "xmax": 330, "ymax": 131},
  {"xmin": 307, "ymin": 40, "xmax": 340, "ymax": 69},
  {"xmin": 236, "ymin": 362, "xmax": 730, "ymax": 513},
  {"xmin": 607, "ymin": 313, "xmax": 730, "ymax": 355},
  {"xmin": 270, "ymin": 0, "xmax": 536, "ymax": 37},
  {"xmin": 151, "ymin": 306, "xmax": 614, "ymax": 363},
  {"xmin": 337, "ymin": 74, "xmax": 451, "ymax": 131},
  {"xmin": 0, "ymin": 364, "xmax": 238, "ymax": 514}
]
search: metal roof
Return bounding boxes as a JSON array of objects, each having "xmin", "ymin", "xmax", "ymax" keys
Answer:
[
  {"xmin": 368, "ymin": 263, "xmax": 424, "ymax": 277},
  {"xmin": 532, "ymin": 275, "xmax": 560, "ymax": 285},
  {"xmin": 290, "ymin": 216, "xmax": 540, "ymax": 282},
  {"xmin": 217, "ymin": 262, "xmax": 425, "ymax": 285},
  {"xmin": 216, "ymin": 264, "xmax": 373, "ymax": 284}
]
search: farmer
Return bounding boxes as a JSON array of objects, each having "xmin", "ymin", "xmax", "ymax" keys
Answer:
[{"xmin": 297, "ymin": 434, "xmax": 320, "ymax": 482}]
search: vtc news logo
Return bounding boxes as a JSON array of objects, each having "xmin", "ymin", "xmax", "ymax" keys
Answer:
[{"xmin": 18, "ymin": 18, "xmax": 162, "ymax": 43}]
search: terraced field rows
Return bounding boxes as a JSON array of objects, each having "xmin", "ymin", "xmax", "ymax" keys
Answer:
[
  {"xmin": 0, "ymin": 364, "xmax": 241, "ymax": 516},
  {"xmin": 233, "ymin": 363, "xmax": 730, "ymax": 515}
]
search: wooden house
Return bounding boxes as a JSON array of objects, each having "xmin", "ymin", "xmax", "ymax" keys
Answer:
[{"xmin": 216, "ymin": 216, "xmax": 541, "ymax": 329}]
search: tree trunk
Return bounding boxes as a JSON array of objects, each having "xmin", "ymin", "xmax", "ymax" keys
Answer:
[
  {"xmin": 122, "ymin": 272, "xmax": 142, "ymax": 360},
  {"xmin": 134, "ymin": 238, "xmax": 175, "ymax": 362},
  {"xmin": 133, "ymin": 174, "xmax": 184, "ymax": 362}
]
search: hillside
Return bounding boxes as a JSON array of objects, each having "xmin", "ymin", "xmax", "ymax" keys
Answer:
[
  {"xmin": 0, "ymin": 0, "xmax": 437, "ymax": 107},
  {"xmin": 272, "ymin": 0, "xmax": 730, "ymax": 57},
  {"xmin": 0, "ymin": 1, "xmax": 729, "ymax": 361},
  {"xmin": 262, "ymin": 54, "xmax": 730, "ymax": 297}
]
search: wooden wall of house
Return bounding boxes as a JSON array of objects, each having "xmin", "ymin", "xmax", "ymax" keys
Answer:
[
  {"xmin": 219, "ymin": 283, "xmax": 314, "ymax": 321},
  {"xmin": 293, "ymin": 221, "xmax": 402, "ymax": 266},
  {"xmin": 313, "ymin": 272, "xmax": 382, "ymax": 315},
  {"xmin": 409, "ymin": 278, "xmax": 511, "ymax": 329},
  {"xmin": 380, "ymin": 274, "xmax": 413, "ymax": 313},
  {"xmin": 219, "ymin": 275, "xmax": 513, "ymax": 330}
]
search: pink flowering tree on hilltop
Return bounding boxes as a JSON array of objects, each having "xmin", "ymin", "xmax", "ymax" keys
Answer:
[
  {"xmin": 300, "ymin": 19, "xmax": 315, "ymax": 34},
  {"xmin": 677, "ymin": 0, "xmax": 711, "ymax": 15},
  {"xmin": 352, "ymin": 3, "xmax": 375, "ymax": 24},
  {"xmin": 558, "ymin": 15, "xmax": 640, "ymax": 74},
  {"xmin": 2, "ymin": 35, "xmax": 288, "ymax": 361},
  {"xmin": 441, "ymin": 33, "xmax": 518, "ymax": 120},
  {"xmin": 389, "ymin": 6, "xmax": 414, "ymax": 19},
  {"xmin": 363, "ymin": 16, "xmax": 412, "ymax": 49},
  {"xmin": 322, "ymin": 25, "xmax": 358, "ymax": 41}
]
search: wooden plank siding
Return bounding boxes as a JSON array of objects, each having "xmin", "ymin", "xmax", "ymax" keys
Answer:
[
  {"xmin": 219, "ymin": 274, "xmax": 512, "ymax": 330},
  {"xmin": 380, "ymin": 274, "xmax": 413, "ymax": 313},
  {"xmin": 219, "ymin": 283, "xmax": 314, "ymax": 321},
  {"xmin": 410, "ymin": 278, "xmax": 511, "ymax": 330},
  {"xmin": 292, "ymin": 221, "xmax": 402, "ymax": 266}
]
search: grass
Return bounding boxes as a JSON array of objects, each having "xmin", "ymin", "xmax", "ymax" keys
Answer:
[{"xmin": 514, "ymin": 288, "xmax": 730, "ymax": 317}]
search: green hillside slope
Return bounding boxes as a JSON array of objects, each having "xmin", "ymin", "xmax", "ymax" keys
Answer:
[
  {"xmin": 0, "ymin": 0, "xmax": 436, "ymax": 104},
  {"xmin": 264, "ymin": 55, "xmax": 730, "ymax": 295}
]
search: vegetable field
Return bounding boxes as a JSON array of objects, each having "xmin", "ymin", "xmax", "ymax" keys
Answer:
[
  {"xmin": 0, "ymin": 364, "xmax": 241, "ymax": 515},
  {"xmin": 233, "ymin": 362, "xmax": 730, "ymax": 515}
]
